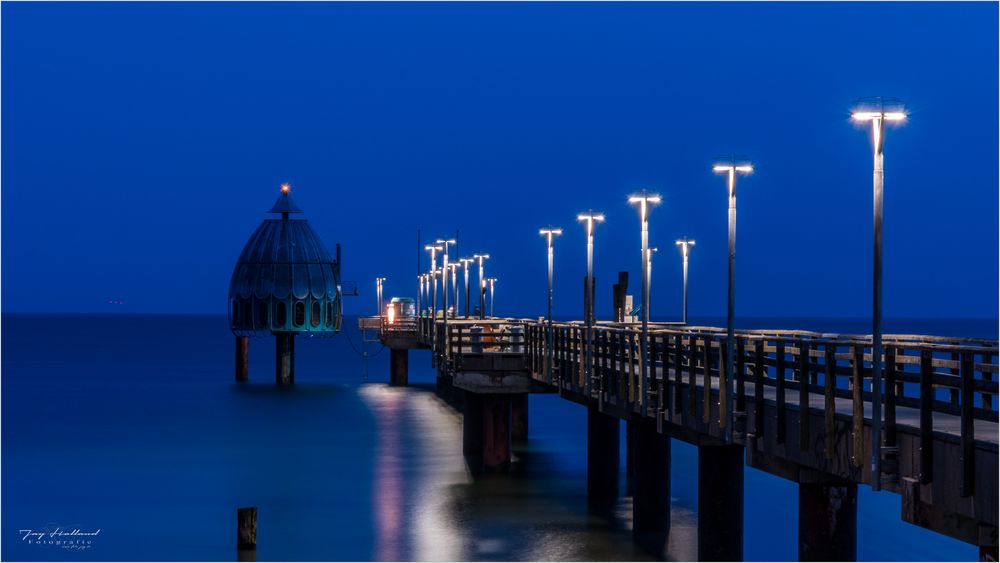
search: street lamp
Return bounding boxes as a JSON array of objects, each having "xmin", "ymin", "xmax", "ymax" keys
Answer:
[
  {"xmin": 473, "ymin": 253, "xmax": 490, "ymax": 319},
  {"xmin": 540, "ymin": 227, "xmax": 563, "ymax": 382},
  {"xmin": 714, "ymin": 160, "xmax": 753, "ymax": 443},
  {"xmin": 852, "ymin": 97, "xmax": 906, "ymax": 491},
  {"xmin": 376, "ymin": 277, "xmax": 386, "ymax": 320},
  {"xmin": 459, "ymin": 258, "xmax": 474, "ymax": 318},
  {"xmin": 578, "ymin": 211, "xmax": 605, "ymax": 396},
  {"xmin": 487, "ymin": 277, "xmax": 497, "ymax": 317},
  {"xmin": 425, "ymin": 245, "xmax": 442, "ymax": 319},
  {"xmin": 448, "ymin": 262, "xmax": 459, "ymax": 318},
  {"xmin": 675, "ymin": 238, "xmax": 695, "ymax": 324},
  {"xmin": 417, "ymin": 274, "xmax": 424, "ymax": 317},
  {"xmin": 629, "ymin": 193, "xmax": 661, "ymax": 416},
  {"xmin": 436, "ymin": 239, "xmax": 456, "ymax": 359}
]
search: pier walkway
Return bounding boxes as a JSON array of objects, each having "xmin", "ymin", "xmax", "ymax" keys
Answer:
[{"xmin": 377, "ymin": 315, "xmax": 998, "ymax": 561}]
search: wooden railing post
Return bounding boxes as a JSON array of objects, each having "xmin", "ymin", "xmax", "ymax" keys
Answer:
[
  {"xmin": 960, "ymin": 350, "xmax": 975, "ymax": 497},
  {"xmin": 674, "ymin": 333, "xmax": 684, "ymax": 417},
  {"xmin": 885, "ymin": 345, "xmax": 898, "ymax": 448},
  {"xmin": 851, "ymin": 343, "xmax": 865, "ymax": 468},
  {"xmin": 777, "ymin": 340, "xmax": 787, "ymax": 444},
  {"xmin": 919, "ymin": 349, "xmax": 934, "ymax": 484},
  {"xmin": 824, "ymin": 344, "xmax": 836, "ymax": 460},
  {"xmin": 689, "ymin": 336, "xmax": 698, "ymax": 421},
  {"xmin": 702, "ymin": 339, "xmax": 712, "ymax": 426},
  {"xmin": 754, "ymin": 339, "xmax": 765, "ymax": 436},
  {"xmin": 799, "ymin": 339, "xmax": 811, "ymax": 451}
]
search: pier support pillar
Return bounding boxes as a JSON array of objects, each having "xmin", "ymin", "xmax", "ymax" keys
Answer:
[
  {"xmin": 462, "ymin": 391, "xmax": 511, "ymax": 473},
  {"xmin": 626, "ymin": 419, "xmax": 637, "ymax": 495},
  {"xmin": 235, "ymin": 336, "xmax": 249, "ymax": 381},
  {"xmin": 275, "ymin": 332, "xmax": 294, "ymax": 385},
  {"xmin": 698, "ymin": 444, "xmax": 744, "ymax": 562},
  {"xmin": 390, "ymin": 348, "xmax": 408, "ymax": 386},
  {"xmin": 798, "ymin": 481, "xmax": 857, "ymax": 562},
  {"xmin": 633, "ymin": 418, "xmax": 671, "ymax": 557},
  {"xmin": 512, "ymin": 393, "xmax": 529, "ymax": 442},
  {"xmin": 587, "ymin": 405, "xmax": 620, "ymax": 513}
]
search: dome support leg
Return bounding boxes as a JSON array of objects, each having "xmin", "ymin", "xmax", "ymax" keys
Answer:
[
  {"xmin": 235, "ymin": 336, "xmax": 249, "ymax": 382},
  {"xmin": 276, "ymin": 333, "xmax": 295, "ymax": 385}
]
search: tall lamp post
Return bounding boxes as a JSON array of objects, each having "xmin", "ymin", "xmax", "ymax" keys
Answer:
[
  {"xmin": 852, "ymin": 98, "xmax": 906, "ymax": 491},
  {"xmin": 540, "ymin": 227, "xmax": 563, "ymax": 382},
  {"xmin": 425, "ymin": 245, "xmax": 442, "ymax": 319},
  {"xmin": 448, "ymin": 262, "xmax": 459, "ymax": 318},
  {"xmin": 376, "ymin": 277, "xmax": 386, "ymax": 321},
  {"xmin": 629, "ymin": 193, "xmax": 661, "ymax": 416},
  {"xmin": 675, "ymin": 238, "xmax": 695, "ymax": 324},
  {"xmin": 459, "ymin": 257, "xmax": 474, "ymax": 318},
  {"xmin": 436, "ymin": 239, "xmax": 456, "ymax": 359},
  {"xmin": 578, "ymin": 211, "xmax": 605, "ymax": 397},
  {"xmin": 714, "ymin": 161, "xmax": 753, "ymax": 443},
  {"xmin": 487, "ymin": 277, "xmax": 497, "ymax": 317},
  {"xmin": 473, "ymin": 254, "xmax": 490, "ymax": 319},
  {"xmin": 417, "ymin": 274, "xmax": 424, "ymax": 317}
]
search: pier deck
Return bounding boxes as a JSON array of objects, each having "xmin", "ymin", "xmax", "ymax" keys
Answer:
[{"xmin": 380, "ymin": 315, "xmax": 998, "ymax": 558}]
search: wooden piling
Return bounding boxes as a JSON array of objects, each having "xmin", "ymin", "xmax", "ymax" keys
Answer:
[
  {"xmin": 275, "ymin": 332, "xmax": 294, "ymax": 385},
  {"xmin": 237, "ymin": 507, "xmax": 257, "ymax": 549},
  {"xmin": 235, "ymin": 336, "xmax": 249, "ymax": 382}
]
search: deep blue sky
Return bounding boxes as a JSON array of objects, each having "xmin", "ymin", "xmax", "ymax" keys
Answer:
[{"xmin": 3, "ymin": 2, "xmax": 997, "ymax": 319}]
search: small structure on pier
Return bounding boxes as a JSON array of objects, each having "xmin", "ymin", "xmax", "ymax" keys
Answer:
[{"xmin": 228, "ymin": 184, "xmax": 343, "ymax": 384}]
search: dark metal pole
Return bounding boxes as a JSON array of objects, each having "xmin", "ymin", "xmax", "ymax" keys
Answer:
[
  {"xmin": 726, "ymin": 170, "xmax": 737, "ymax": 444},
  {"xmin": 639, "ymin": 202, "xmax": 650, "ymax": 418},
  {"xmin": 547, "ymin": 235, "xmax": 555, "ymax": 382},
  {"xmin": 871, "ymin": 116, "xmax": 885, "ymax": 491}
]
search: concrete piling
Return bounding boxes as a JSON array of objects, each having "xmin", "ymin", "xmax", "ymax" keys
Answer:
[
  {"xmin": 587, "ymin": 405, "xmax": 620, "ymax": 513},
  {"xmin": 632, "ymin": 418, "xmax": 671, "ymax": 557},
  {"xmin": 698, "ymin": 443, "xmax": 744, "ymax": 561},
  {"xmin": 390, "ymin": 348, "xmax": 408, "ymax": 386},
  {"xmin": 462, "ymin": 391, "xmax": 512, "ymax": 473},
  {"xmin": 512, "ymin": 393, "xmax": 529, "ymax": 442},
  {"xmin": 798, "ymin": 481, "xmax": 857, "ymax": 561}
]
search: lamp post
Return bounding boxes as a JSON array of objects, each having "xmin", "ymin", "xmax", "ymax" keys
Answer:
[
  {"xmin": 448, "ymin": 262, "xmax": 459, "ymax": 318},
  {"xmin": 675, "ymin": 238, "xmax": 695, "ymax": 324},
  {"xmin": 376, "ymin": 277, "xmax": 386, "ymax": 321},
  {"xmin": 540, "ymin": 228, "xmax": 563, "ymax": 382},
  {"xmin": 852, "ymin": 98, "xmax": 906, "ymax": 491},
  {"xmin": 416, "ymin": 274, "xmax": 423, "ymax": 317},
  {"xmin": 436, "ymin": 239, "xmax": 456, "ymax": 359},
  {"xmin": 487, "ymin": 277, "xmax": 497, "ymax": 317},
  {"xmin": 459, "ymin": 257, "xmax": 474, "ymax": 318},
  {"xmin": 473, "ymin": 254, "xmax": 490, "ymax": 319},
  {"xmin": 425, "ymin": 245, "xmax": 442, "ymax": 319},
  {"xmin": 578, "ymin": 211, "xmax": 605, "ymax": 397},
  {"xmin": 714, "ymin": 161, "xmax": 753, "ymax": 443},
  {"xmin": 629, "ymin": 193, "xmax": 661, "ymax": 416}
]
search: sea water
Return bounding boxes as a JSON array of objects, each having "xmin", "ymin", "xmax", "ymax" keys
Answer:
[{"xmin": 2, "ymin": 314, "xmax": 993, "ymax": 561}]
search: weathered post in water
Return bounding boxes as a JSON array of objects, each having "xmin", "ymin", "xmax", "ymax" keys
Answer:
[
  {"xmin": 228, "ymin": 184, "xmax": 344, "ymax": 384},
  {"xmin": 237, "ymin": 506, "xmax": 257, "ymax": 561}
]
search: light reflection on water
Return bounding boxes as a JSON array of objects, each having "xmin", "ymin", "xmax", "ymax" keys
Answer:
[{"xmin": 359, "ymin": 384, "xmax": 696, "ymax": 562}]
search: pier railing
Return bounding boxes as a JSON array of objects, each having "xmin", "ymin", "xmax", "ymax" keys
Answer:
[{"xmin": 518, "ymin": 322, "xmax": 997, "ymax": 490}]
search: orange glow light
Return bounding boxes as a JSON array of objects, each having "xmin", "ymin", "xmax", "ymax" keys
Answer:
[{"xmin": 281, "ymin": 183, "xmax": 290, "ymax": 193}]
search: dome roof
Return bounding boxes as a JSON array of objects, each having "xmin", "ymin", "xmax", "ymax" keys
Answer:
[{"xmin": 228, "ymin": 187, "xmax": 342, "ymax": 336}]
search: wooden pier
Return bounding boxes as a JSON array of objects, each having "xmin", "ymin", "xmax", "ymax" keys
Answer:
[{"xmin": 378, "ymin": 314, "xmax": 998, "ymax": 561}]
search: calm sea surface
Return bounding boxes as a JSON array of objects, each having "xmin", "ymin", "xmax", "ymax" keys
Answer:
[{"xmin": 2, "ymin": 314, "xmax": 995, "ymax": 561}]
